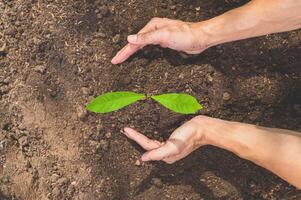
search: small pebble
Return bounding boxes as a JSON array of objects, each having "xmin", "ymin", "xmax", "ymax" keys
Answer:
[
  {"xmin": 34, "ymin": 65, "xmax": 46, "ymax": 74},
  {"xmin": 0, "ymin": 85, "xmax": 10, "ymax": 94},
  {"xmin": 179, "ymin": 73, "xmax": 185, "ymax": 79},
  {"xmin": 206, "ymin": 74, "xmax": 213, "ymax": 82},
  {"xmin": 105, "ymin": 132, "xmax": 112, "ymax": 139},
  {"xmin": 152, "ymin": 178, "xmax": 163, "ymax": 188},
  {"xmin": 0, "ymin": 43, "xmax": 6, "ymax": 52},
  {"xmin": 0, "ymin": 140, "xmax": 4, "ymax": 151},
  {"xmin": 97, "ymin": 13, "xmax": 102, "ymax": 19},
  {"xmin": 56, "ymin": 177, "xmax": 68, "ymax": 186},
  {"xmin": 95, "ymin": 32, "xmax": 106, "ymax": 38},
  {"xmin": 170, "ymin": 5, "xmax": 176, "ymax": 10},
  {"xmin": 3, "ymin": 77, "xmax": 11, "ymax": 84},
  {"xmin": 77, "ymin": 106, "xmax": 88, "ymax": 121},
  {"xmin": 50, "ymin": 174, "xmax": 60, "ymax": 183},
  {"xmin": 99, "ymin": 140, "xmax": 109, "ymax": 151},
  {"xmin": 81, "ymin": 87, "xmax": 91, "ymax": 96},
  {"xmin": 135, "ymin": 160, "xmax": 142, "ymax": 166},
  {"xmin": 112, "ymin": 34, "xmax": 121, "ymax": 44},
  {"xmin": 222, "ymin": 92, "xmax": 231, "ymax": 101}
]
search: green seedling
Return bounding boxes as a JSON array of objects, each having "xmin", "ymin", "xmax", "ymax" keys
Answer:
[{"xmin": 86, "ymin": 91, "xmax": 203, "ymax": 114}]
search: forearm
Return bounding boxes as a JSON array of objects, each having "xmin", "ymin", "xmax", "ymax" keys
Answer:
[
  {"xmin": 203, "ymin": 118, "xmax": 301, "ymax": 188},
  {"xmin": 194, "ymin": 0, "xmax": 301, "ymax": 47}
]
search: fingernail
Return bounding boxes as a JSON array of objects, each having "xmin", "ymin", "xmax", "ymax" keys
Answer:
[
  {"xmin": 141, "ymin": 153, "xmax": 149, "ymax": 162},
  {"xmin": 111, "ymin": 56, "xmax": 117, "ymax": 64},
  {"xmin": 135, "ymin": 159, "xmax": 142, "ymax": 166},
  {"xmin": 127, "ymin": 34, "xmax": 137, "ymax": 43}
]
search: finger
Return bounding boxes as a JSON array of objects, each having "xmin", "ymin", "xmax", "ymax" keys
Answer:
[
  {"xmin": 162, "ymin": 157, "xmax": 176, "ymax": 164},
  {"xmin": 111, "ymin": 43, "xmax": 141, "ymax": 64},
  {"xmin": 127, "ymin": 29, "xmax": 168, "ymax": 46},
  {"xmin": 138, "ymin": 17, "xmax": 173, "ymax": 34},
  {"xmin": 123, "ymin": 127, "xmax": 161, "ymax": 150},
  {"xmin": 184, "ymin": 49, "xmax": 206, "ymax": 55},
  {"xmin": 162, "ymin": 150, "xmax": 189, "ymax": 164},
  {"xmin": 111, "ymin": 18, "xmax": 169, "ymax": 64},
  {"xmin": 141, "ymin": 140, "xmax": 179, "ymax": 162}
]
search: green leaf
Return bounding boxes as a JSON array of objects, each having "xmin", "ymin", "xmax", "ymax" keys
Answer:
[
  {"xmin": 86, "ymin": 91, "xmax": 145, "ymax": 113},
  {"xmin": 151, "ymin": 93, "xmax": 202, "ymax": 114}
]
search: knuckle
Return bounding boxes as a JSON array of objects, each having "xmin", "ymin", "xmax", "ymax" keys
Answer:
[
  {"xmin": 137, "ymin": 33, "xmax": 147, "ymax": 42},
  {"xmin": 142, "ymin": 33, "xmax": 151, "ymax": 42},
  {"xmin": 191, "ymin": 115, "xmax": 207, "ymax": 123}
]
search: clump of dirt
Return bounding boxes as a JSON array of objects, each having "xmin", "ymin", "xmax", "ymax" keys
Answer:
[{"xmin": 0, "ymin": 0, "xmax": 300, "ymax": 200}]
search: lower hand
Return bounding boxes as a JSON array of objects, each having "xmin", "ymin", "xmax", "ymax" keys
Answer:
[
  {"xmin": 111, "ymin": 18, "xmax": 208, "ymax": 64},
  {"xmin": 122, "ymin": 116, "xmax": 207, "ymax": 164}
]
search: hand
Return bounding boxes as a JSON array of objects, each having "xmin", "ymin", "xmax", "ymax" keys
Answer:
[
  {"xmin": 122, "ymin": 116, "xmax": 207, "ymax": 164},
  {"xmin": 111, "ymin": 17, "xmax": 209, "ymax": 64}
]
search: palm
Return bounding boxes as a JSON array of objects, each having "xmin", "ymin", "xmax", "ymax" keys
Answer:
[{"xmin": 122, "ymin": 117, "xmax": 204, "ymax": 164}]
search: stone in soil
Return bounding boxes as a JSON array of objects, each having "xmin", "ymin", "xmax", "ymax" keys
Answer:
[
  {"xmin": 112, "ymin": 34, "xmax": 121, "ymax": 44},
  {"xmin": 77, "ymin": 106, "xmax": 88, "ymax": 121},
  {"xmin": 222, "ymin": 92, "xmax": 231, "ymax": 101},
  {"xmin": 152, "ymin": 178, "xmax": 163, "ymax": 188},
  {"xmin": 34, "ymin": 65, "xmax": 46, "ymax": 74}
]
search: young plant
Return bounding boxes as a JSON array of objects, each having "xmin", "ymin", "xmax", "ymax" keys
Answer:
[{"xmin": 86, "ymin": 91, "xmax": 203, "ymax": 114}]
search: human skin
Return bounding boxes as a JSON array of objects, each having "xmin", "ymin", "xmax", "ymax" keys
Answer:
[
  {"xmin": 122, "ymin": 117, "xmax": 301, "ymax": 189},
  {"xmin": 111, "ymin": 0, "xmax": 301, "ymax": 64},
  {"xmin": 112, "ymin": 0, "xmax": 301, "ymax": 188}
]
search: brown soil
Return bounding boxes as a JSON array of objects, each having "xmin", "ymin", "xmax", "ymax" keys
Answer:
[{"xmin": 0, "ymin": 0, "xmax": 301, "ymax": 199}]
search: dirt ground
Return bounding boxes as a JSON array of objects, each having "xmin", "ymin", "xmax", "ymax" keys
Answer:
[{"xmin": 0, "ymin": 0, "xmax": 301, "ymax": 199}]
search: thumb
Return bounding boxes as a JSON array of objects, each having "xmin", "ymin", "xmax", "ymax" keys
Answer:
[
  {"xmin": 127, "ymin": 29, "xmax": 168, "ymax": 45},
  {"xmin": 141, "ymin": 140, "xmax": 179, "ymax": 162}
]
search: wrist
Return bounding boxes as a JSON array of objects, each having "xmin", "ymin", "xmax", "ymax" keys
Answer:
[
  {"xmin": 189, "ymin": 23, "xmax": 212, "ymax": 50},
  {"xmin": 194, "ymin": 116, "xmax": 255, "ymax": 159},
  {"xmin": 191, "ymin": 116, "xmax": 235, "ymax": 147},
  {"xmin": 192, "ymin": 2, "xmax": 262, "ymax": 47}
]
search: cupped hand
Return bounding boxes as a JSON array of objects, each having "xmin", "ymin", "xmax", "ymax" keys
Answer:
[
  {"xmin": 122, "ymin": 116, "xmax": 207, "ymax": 164},
  {"xmin": 111, "ymin": 17, "xmax": 208, "ymax": 64}
]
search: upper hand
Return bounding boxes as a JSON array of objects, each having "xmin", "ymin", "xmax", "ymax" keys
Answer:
[
  {"xmin": 111, "ymin": 18, "xmax": 209, "ymax": 64},
  {"xmin": 122, "ymin": 116, "xmax": 207, "ymax": 164}
]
